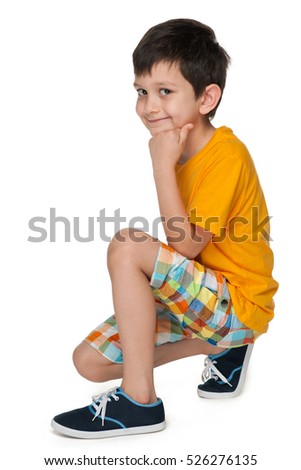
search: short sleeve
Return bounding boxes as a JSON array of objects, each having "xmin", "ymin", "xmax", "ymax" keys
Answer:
[{"xmin": 188, "ymin": 155, "xmax": 248, "ymax": 236}]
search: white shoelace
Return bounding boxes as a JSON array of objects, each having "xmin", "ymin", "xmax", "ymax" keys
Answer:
[
  {"xmin": 91, "ymin": 387, "xmax": 120, "ymax": 425},
  {"xmin": 202, "ymin": 357, "xmax": 232, "ymax": 387}
]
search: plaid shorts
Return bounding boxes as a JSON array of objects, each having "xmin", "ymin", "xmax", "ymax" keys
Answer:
[{"xmin": 84, "ymin": 242, "xmax": 254, "ymax": 363}]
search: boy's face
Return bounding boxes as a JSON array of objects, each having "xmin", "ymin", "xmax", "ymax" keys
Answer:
[{"xmin": 134, "ymin": 62, "xmax": 203, "ymax": 137}]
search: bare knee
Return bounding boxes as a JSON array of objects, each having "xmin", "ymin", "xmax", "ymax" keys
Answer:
[
  {"xmin": 107, "ymin": 228, "xmax": 158, "ymax": 279},
  {"xmin": 72, "ymin": 342, "xmax": 115, "ymax": 383},
  {"xmin": 107, "ymin": 228, "xmax": 150, "ymax": 266}
]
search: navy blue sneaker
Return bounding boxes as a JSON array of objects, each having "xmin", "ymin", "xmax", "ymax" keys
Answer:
[
  {"xmin": 51, "ymin": 387, "xmax": 165, "ymax": 439},
  {"xmin": 197, "ymin": 344, "xmax": 253, "ymax": 398}
]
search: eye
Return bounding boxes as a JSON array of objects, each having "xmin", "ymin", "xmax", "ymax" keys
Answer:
[
  {"xmin": 159, "ymin": 88, "xmax": 171, "ymax": 96},
  {"xmin": 136, "ymin": 88, "xmax": 147, "ymax": 97}
]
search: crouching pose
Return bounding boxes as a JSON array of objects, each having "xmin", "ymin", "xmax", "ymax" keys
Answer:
[{"xmin": 51, "ymin": 18, "xmax": 278, "ymax": 439}]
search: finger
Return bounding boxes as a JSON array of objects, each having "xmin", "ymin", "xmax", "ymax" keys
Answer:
[{"xmin": 179, "ymin": 123, "xmax": 194, "ymax": 146}]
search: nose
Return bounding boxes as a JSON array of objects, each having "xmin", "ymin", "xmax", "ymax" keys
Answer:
[{"xmin": 143, "ymin": 94, "xmax": 160, "ymax": 116}]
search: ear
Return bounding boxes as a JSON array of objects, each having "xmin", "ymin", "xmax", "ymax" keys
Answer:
[{"xmin": 198, "ymin": 84, "xmax": 222, "ymax": 116}]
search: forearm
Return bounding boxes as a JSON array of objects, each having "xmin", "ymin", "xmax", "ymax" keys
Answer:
[
  {"xmin": 153, "ymin": 166, "xmax": 205, "ymax": 258},
  {"xmin": 149, "ymin": 125, "xmax": 212, "ymax": 258}
]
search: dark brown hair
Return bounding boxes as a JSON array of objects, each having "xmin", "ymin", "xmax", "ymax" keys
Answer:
[{"xmin": 133, "ymin": 19, "xmax": 231, "ymax": 118}]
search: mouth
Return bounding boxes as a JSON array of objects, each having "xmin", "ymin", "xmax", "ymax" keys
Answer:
[{"xmin": 146, "ymin": 117, "xmax": 170, "ymax": 124}]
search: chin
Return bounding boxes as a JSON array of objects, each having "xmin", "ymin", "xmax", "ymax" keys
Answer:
[
  {"xmin": 148, "ymin": 125, "xmax": 177, "ymax": 137},
  {"xmin": 149, "ymin": 129, "xmax": 162, "ymax": 137}
]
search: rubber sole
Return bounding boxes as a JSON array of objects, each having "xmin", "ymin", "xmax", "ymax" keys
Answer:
[
  {"xmin": 51, "ymin": 419, "xmax": 166, "ymax": 439},
  {"xmin": 197, "ymin": 344, "xmax": 254, "ymax": 399}
]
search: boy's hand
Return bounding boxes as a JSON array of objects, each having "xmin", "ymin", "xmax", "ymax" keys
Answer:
[{"xmin": 149, "ymin": 123, "xmax": 194, "ymax": 171}]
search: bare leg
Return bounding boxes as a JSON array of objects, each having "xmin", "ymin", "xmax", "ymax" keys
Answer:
[
  {"xmin": 74, "ymin": 228, "xmax": 225, "ymax": 400},
  {"xmin": 106, "ymin": 228, "xmax": 161, "ymax": 404},
  {"xmin": 73, "ymin": 337, "xmax": 226, "ymax": 383}
]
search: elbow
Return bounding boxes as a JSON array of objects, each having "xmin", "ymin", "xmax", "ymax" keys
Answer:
[{"xmin": 166, "ymin": 224, "xmax": 212, "ymax": 259}]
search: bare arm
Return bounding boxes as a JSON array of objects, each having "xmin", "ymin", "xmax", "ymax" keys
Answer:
[{"xmin": 149, "ymin": 125, "xmax": 213, "ymax": 259}]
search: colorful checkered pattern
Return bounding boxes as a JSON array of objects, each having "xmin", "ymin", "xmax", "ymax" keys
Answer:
[
  {"xmin": 84, "ymin": 242, "xmax": 254, "ymax": 363},
  {"xmin": 84, "ymin": 302, "xmax": 193, "ymax": 363},
  {"xmin": 151, "ymin": 243, "xmax": 254, "ymax": 347}
]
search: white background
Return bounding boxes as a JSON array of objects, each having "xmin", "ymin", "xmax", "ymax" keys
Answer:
[{"xmin": 1, "ymin": 0, "xmax": 300, "ymax": 468}]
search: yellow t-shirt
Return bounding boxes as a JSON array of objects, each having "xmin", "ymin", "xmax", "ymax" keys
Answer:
[{"xmin": 176, "ymin": 126, "xmax": 278, "ymax": 333}]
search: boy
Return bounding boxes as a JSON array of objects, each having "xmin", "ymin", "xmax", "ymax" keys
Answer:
[{"xmin": 51, "ymin": 19, "xmax": 278, "ymax": 439}]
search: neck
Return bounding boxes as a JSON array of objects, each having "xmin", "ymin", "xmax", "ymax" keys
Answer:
[{"xmin": 179, "ymin": 120, "xmax": 216, "ymax": 165}]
